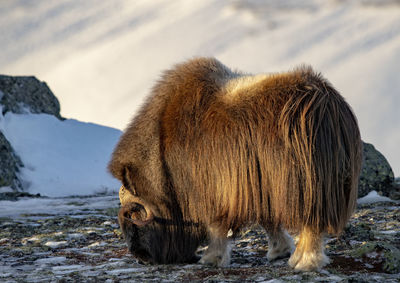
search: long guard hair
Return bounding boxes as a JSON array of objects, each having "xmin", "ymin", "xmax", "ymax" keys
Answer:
[{"xmin": 109, "ymin": 57, "xmax": 362, "ymax": 264}]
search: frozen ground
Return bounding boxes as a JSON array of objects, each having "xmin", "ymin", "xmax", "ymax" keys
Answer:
[
  {"xmin": 0, "ymin": 193, "xmax": 399, "ymax": 282},
  {"xmin": 0, "ymin": 0, "xmax": 399, "ymax": 175}
]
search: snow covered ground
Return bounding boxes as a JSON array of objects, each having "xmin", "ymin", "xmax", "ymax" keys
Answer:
[
  {"xmin": 0, "ymin": 194, "xmax": 119, "ymax": 219},
  {"xmin": 0, "ymin": 108, "xmax": 121, "ymax": 197},
  {"xmin": 0, "ymin": 0, "xmax": 399, "ymax": 176}
]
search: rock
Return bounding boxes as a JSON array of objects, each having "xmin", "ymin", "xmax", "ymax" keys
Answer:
[
  {"xmin": 342, "ymin": 222, "xmax": 375, "ymax": 242},
  {"xmin": 392, "ymin": 178, "xmax": 400, "ymax": 200},
  {"xmin": 351, "ymin": 241, "xmax": 400, "ymax": 274},
  {"xmin": 359, "ymin": 142, "xmax": 396, "ymax": 198},
  {"xmin": 0, "ymin": 131, "xmax": 23, "ymax": 191},
  {"xmin": 0, "ymin": 75, "xmax": 62, "ymax": 119},
  {"xmin": 0, "ymin": 191, "xmax": 41, "ymax": 201}
]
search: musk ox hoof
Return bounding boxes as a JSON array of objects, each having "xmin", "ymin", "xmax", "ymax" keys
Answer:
[
  {"xmin": 199, "ymin": 254, "xmax": 230, "ymax": 267},
  {"xmin": 267, "ymin": 231, "xmax": 294, "ymax": 261},
  {"xmin": 199, "ymin": 254, "xmax": 227, "ymax": 267},
  {"xmin": 199, "ymin": 247, "xmax": 231, "ymax": 267},
  {"xmin": 288, "ymin": 250, "xmax": 330, "ymax": 271}
]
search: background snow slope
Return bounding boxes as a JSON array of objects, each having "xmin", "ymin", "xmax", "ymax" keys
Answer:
[
  {"xmin": 0, "ymin": 0, "xmax": 399, "ymax": 175},
  {"xmin": 0, "ymin": 108, "xmax": 121, "ymax": 197}
]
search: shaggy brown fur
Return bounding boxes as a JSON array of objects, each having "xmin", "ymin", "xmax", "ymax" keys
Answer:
[{"xmin": 109, "ymin": 57, "xmax": 362, "ymax": 270}]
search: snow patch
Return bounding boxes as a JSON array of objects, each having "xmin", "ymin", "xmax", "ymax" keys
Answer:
[
  {"xmin": 52, "ymin": 264, "xmax": 87, "ymax": 275},
  {"xmin": 0, "ymin": 187, "xmax": 14, "ymax": 193},
  {"xmin": 88, "ymin": 241, "xmax": 107, "ymax": 248},
  {"xmin": 380, "ymin": 230, "xmax": 398, "ymax": 235},
  {"xmin": 259, "ymin": 279, "xmax": 284, "ymax": 283},
  {"xmin": 357, "ymin": 190, "xmax": 395, "ymax": 204},
  {"xmin": 45, "ymin": 241, "xmax": 68, "ymax": 249},
  {"xmin": 106, "ymin": 267, "xmax": 147, "ymax": 275},
  {"xmin": 0, "ymin": 111, "xmax": 121, "ymax": 197},
  {"xmin": 66, "ymin": 233, "xmax": 85, "ymax": 240}
]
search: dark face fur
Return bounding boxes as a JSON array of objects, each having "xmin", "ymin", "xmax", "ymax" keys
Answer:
[
  {"xmin": 118, "ymin": 203, "xmax": 154, "ymax": 263},
  {"xmin": 118, "ymin": 199, "xmax": 204, "ymax": 264}
]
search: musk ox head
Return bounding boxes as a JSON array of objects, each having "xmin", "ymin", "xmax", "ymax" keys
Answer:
[
  {"xmin": 117, "ymin": 185, "xmax": 203, "ymax": 264},
  {"xmin": 118, "ymin": 185, "xmax": 155, "ymax": 263}
]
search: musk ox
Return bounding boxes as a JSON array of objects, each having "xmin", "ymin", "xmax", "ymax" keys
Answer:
[{"xmin": 109, "ymin": 57, "xmax": 362, "ymax": 271}]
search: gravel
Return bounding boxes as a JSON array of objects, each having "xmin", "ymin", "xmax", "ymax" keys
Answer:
[{"xmin": 0, "ymin": 194, "xmax": 399, "ymax": 282}]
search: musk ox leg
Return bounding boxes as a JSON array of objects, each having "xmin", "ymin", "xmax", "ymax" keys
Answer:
[
  {"xmin": 266, "ymin": 227, "xmax": 294, "ymax": 261},
  {"xmin": 288, "ymin": 227, "xmax": 330, "ymax": 271},
  {"xmin": 199, "ymin": 226, "xmax": 231, "ymax": 267}
]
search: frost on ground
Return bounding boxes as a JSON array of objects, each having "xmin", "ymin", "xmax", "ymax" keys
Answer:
[{"xmin": 0, "ymin": 194, "xmax": 399, "ymax": 282}]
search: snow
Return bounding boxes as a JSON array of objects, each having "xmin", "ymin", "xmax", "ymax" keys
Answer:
[
  {"xmin": 52, "ymin": 264, "xmax": 86, "ymax": 274},
  {"xmin": 260, "ymin": 279, "xmax": 283, "ymax": 283},
  {"xmin": 0, "ymin": 194, "xmax": 119, "ymax": 219},
  {"xmin": 357, "ymin": 190, "xmax": 395, "ymax": 204},
  {"xmin": 0, "ymin": 110, "xmax": 121, "ymax": 197},
  {"xmin": 44, "ymin": 241, "xmax": 68, "ymax": 249},
  {"xmin": 0, "ymin": 0, "xmax": 399, "ymax": 175},
  {"xmin": 67, "ymin": 233, "xmax": 85, "ymax": 240},
  {"xmin": 88, "ymin": 241, "xmax": 107, "ymax": 248},
  {"xmin": 106, "ymin": 267, "xmax": 147, "ymax": 276},
  {"xmin": 380, "ymin": 230, "xmax": 398, "ymax": 235},
  {"xmin": 0, "ymin": 187, "xmax": 13, "ymax": 193}
]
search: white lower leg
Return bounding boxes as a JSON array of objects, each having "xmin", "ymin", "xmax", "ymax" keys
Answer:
[
  {"xmin": 267, "ymin": 228, "xmax": 294, "ymax": 261},
  {"xmin": 199, "ymin": 227, "xmax": 231, "ymax": 267},
  {"xmin": 288, "ymin": 228, "xmax": 330, "ymax": 271}
]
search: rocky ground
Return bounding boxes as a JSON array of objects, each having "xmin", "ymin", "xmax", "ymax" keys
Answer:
[{"xmin": 0, "ymin": 193, "xmax": 399, "ymax": 282}]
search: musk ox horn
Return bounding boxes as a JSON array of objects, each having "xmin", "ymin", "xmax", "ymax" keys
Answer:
[{"xmin": 118, "ymin": 185, "xmax": 154, "ymax": 226}]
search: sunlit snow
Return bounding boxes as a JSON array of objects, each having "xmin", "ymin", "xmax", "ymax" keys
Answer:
[{"xmin": 0, "ymin": 109, "xmax": 121, "ymax": 197}]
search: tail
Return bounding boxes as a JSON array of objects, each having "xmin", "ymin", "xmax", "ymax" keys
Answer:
[{"xmin": 278, "ymin": 67, "xmax": 362, "ymax": 234}]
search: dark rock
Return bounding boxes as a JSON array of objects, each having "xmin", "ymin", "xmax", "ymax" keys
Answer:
[
  {"xmin": 390, "ymin": 181, "xmax": 400, "ymax": 200},
  {"xmin": 342, "ymin": 222, "xmax": 375, "ymax": 242},
  {"xmin": 0, "ymin": 75, "xmax": 62, "ymax": 119},
  {"xmin": 359, "ymin": 142, "xmax": 396, "ymax": 198},
  {"xmin": 0, "ymin": 131, "xmax": 23, "ymax": 191},
  {"xmin": 0, "ymin": 191, "xmax": 41, "ymax": 201},
  {"xmin": 351, "ymin": 241, "xmax": 400, "ymax": 274}
]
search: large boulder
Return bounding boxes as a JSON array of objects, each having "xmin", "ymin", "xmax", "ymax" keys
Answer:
[
  {"xmin": 0, "ymin": 75, "xmax": 62, "ymax": 119},
  {"xmin": 359, "ymin": 142, "xmax": 396, "ymax": 198}
]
